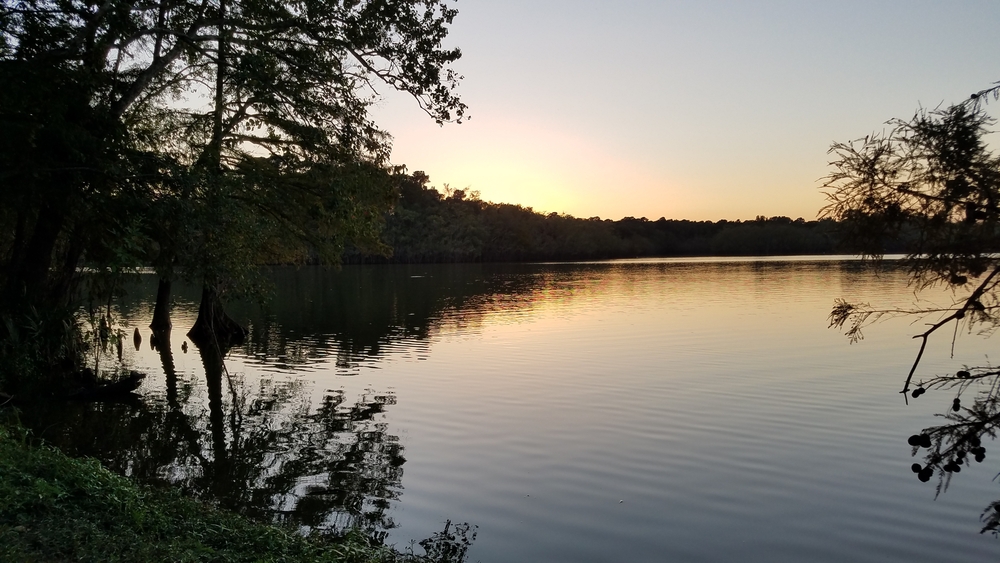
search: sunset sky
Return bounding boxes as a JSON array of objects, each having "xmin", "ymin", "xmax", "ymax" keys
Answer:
[{"xmin": 371, "ymin": 0, "xmax": 1000, "ymax": 221}]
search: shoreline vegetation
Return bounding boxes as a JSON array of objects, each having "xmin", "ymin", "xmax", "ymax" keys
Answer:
[
  {"xmin": 344, "ymin": 172, "xmax": 846, "ymax": 264},
  {"xmin": 0, "ymin": 422, "xmax": 471, "ymax": 563}
]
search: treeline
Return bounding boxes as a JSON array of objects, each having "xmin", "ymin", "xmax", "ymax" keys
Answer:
[{"xmin": 345, "ymin": 172, "xmax": 841, "ymax": 263}]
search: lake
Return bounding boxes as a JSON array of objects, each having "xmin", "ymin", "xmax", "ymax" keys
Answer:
[{"xmin": 19, "ymin": 258, "xmax": 1000, "ymax": 562}]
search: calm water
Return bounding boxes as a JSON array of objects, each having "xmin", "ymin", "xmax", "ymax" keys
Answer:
[{"xmin": 21, "ymin": 258, "xmax": 1000, "ymax": 562}]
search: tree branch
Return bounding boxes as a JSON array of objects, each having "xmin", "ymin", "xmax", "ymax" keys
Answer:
[{"xmin": 902, "ymin": 264, "xmax": 1000, "ymax": 397}]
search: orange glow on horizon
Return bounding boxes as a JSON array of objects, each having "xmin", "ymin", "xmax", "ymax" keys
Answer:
[
  {"xmin": 382, "ymin": 109, "xmax": 829, "ymax": 222},
  {"xmin": 386, "ymin": 114, "xmax": 710, "ymax": 220}
]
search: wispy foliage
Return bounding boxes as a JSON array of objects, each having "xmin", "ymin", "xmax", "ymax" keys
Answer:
[{"xmin": 823, "ymin": 82, "xmax": 1000, "ymax": 533}]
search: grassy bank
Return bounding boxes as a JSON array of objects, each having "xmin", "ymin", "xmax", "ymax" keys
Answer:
[{"xmin": 0, "ymin": 423, "xmax": 416, "ymax": 563}]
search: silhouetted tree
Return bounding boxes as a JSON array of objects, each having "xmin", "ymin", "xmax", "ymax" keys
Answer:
[
  {"xmin": 824, "ymin": 81, "xmax": 1000, "ymax": 532},
  {"xmin": 0, "ymin": 0, "xmax": 466, "ymax": 385}
]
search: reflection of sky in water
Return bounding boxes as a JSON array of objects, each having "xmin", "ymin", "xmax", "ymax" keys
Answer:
[{"xmin": 49, "ymin": 260, "xmax": 1000, "ymax": 561}]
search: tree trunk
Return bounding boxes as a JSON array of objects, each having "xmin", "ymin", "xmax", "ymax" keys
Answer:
[
  {"xmin": 49, "ymin": 225, "xmax": 86, "ymax": 307},
  {"xmin": 187, "ymin": 283, "xmax": 247, "ymax": 349},
  {"xmin": 7, "ymin": 211, "xmax": 26, "ymax": 269},
  {"xmin": 150, "ymin": 277, "xmax": 173, "ymax": 331},
  {"xmin": 5, "ymin": 203, "xmax": 66, "ymax": 304}
]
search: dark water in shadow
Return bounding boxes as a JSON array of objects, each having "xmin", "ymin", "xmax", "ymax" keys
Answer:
[{"xmin": 16, "ymin": 258, "xmax": 1000, "ymax": 561}]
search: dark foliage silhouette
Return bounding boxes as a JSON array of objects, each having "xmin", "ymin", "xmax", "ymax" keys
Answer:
[{"xmin": 825, "ymin": 81, "xmax": 1000, "ymax": 533}]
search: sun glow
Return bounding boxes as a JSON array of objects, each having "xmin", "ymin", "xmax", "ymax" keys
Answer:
[{"xmin": 386, "ymin": 113, "xmax": 693, "ymax": 219}]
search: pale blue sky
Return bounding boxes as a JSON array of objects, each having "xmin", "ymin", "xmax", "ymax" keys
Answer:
[{"xmin": 372, "ymin": 0, "xmax": 1000, "ymax": 221}]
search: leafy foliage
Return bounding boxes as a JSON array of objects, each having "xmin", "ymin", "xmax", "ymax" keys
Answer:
[
  {"xmin": 823, "ymin": 103, "xmax": 1000, "ymax": 288},
  {"xmin": 823, "ymin": 98, "xmax": 1000, "ymax": 384}
]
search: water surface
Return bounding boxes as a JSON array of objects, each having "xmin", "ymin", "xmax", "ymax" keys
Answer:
[{"xmin": 21, "ymin": 258, "xmax": 1000, "ymax": 562}]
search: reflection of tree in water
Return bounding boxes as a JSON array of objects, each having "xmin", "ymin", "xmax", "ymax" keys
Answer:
[
  {"xmin": 233, "ymin": 263, "xmax": 605, "ymax": 370},
  {"xmin": 24, "ymin": 263, "xmax": 581, "ymax": 545},
  {"xmin": 31, "ymin": 261, "xmax": 687, "ymax": 558},
  {"xmin": 19, "ymin": 334, "xmax": 404, "ymax": 537},
  {"xmin": 122, "ymin": 262, "xmax": 731, "ymax": 374},
  {"xmin": 194, "ymin": 337, "xmax": 405, "ymax": 536}
]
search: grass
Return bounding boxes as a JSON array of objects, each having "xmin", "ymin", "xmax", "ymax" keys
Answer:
[{"xmin": 0, "ymin": 423, "xmax": 419, "ymax": 563}]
